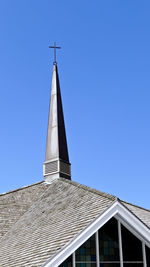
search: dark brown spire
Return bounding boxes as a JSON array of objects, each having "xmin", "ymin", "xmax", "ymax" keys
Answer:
[{"xmin": 43, "ymin": 64, "xmax": 71, "ymax": 182}]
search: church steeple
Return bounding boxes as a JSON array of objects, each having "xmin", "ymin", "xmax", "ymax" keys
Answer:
[{"xmin": 43, "ymin": 62, "xmax": 71, "ymax": 182}]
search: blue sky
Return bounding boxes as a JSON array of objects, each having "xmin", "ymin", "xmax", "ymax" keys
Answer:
[{"xmin": 0, "ymin": 1, "xmax": 150, "ymax": 209}]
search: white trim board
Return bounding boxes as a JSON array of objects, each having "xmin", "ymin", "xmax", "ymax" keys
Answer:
[{"xmin": 43, "ymin": 200, "xmax": 150, "ymax": 267}]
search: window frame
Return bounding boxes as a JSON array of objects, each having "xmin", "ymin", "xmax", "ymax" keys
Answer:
[
  {"xmin": 44, "ymin": 201, "xmax": 150, "ymax": 267},
  {"xmin": 65, "ymin": 216, "xmax": 150, "ymax": 267}
]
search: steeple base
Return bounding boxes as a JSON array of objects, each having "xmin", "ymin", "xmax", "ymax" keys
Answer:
[{"xmin": 43, "ymin": 159, "xmax": 71, "ymax": 182}]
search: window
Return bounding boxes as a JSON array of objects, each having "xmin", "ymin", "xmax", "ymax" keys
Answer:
[
  {"xmin": 146, "ymin": 246, "xmax": 150, "ymax": 267},
  {"xmin": 76, "ymin": 234, "xmax": 96, "ymax": 266},
  {"xmin": 59, "ymin": 217, "xmax": 150, "ymax": 267},
  {"xmin": 99, "ymin": 217, "xmax": 120, "ymax": 263},
  {"xmin": 123, "ymin": 265, "xmax": 143, "ymax": 267},
  {"xmin": 76, "ymin": 264, "xmax": 96, "ymax": 267},
  {"xmin": 100, "ymin": 264, "xmax": 120, "ymax": 267},
  {"xmin": 59, "ymin": 255, "xmax": 72, "ymax": 267},
  {"xmin": 121, "ymin": 224, "xmax": 143, "ymax": 264}
]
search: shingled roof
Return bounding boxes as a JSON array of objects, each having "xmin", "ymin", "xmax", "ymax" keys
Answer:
[
  {"xmin": 0, "ymin": 178, "xmax": 150, "ymax": 267},
  {"xmin": 0, "ymin": 181, "xmax": 50, "ymax": 239}
]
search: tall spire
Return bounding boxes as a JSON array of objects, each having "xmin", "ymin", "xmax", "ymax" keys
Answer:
[{"xmin": 43, "ymin": 63, "xmax": 71, "ymax": 182}]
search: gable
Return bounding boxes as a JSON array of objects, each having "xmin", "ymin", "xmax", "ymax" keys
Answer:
[
  {"xmin": 44, "ymin": 201, "xmax": 150, "ymax": 267},
  {"xmin": 57, "ymin": 216, "xmax": 150, "ymax": 267}
]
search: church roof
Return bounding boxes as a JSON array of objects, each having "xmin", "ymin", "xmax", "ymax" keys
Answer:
[{"xmin": 0, "ymin": 178, "xmax": 150, "ymax": 267}]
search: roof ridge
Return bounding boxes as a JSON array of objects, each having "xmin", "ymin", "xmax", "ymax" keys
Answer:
[
  {"xmin": 60, "ymin": 178, "xmax": 116, "ymax": 201},
  {"xmin": 121, "ymin": 199, "xmax": 150, "ymax": 213},
  {"xmin": 0, "ymin": 181, "xmax": 44, "ymax": 197}
]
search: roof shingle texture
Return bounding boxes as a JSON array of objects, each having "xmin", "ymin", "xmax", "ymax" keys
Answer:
[
  {"xmin": 0, "ymin": 178, "xmax": 150, "ymax": 267},
  {"xmin": 0, "ymin": 179, "xmax": 115, "ymax": 267},
  {"xmin": 121, "ymin": 201, "xmax": 150, "ymax": 228},
  {"xmin": 0, "ymin": 181, "xmax": 49, "ymax": 239}
]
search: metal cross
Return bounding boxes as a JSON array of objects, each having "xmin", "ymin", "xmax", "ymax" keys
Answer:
[{"xmin": 49, "ymin": 42, "xmax": 61, "ymax": 64}]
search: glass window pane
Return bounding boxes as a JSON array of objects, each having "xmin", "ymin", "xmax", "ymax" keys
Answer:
[
  {"xmin": 123, "ymin": 264, "xmax": 143, "ymax": 267},
  {"xmin": 59, "ymin": 255, "xmax": 72, "ymax": 267},
  {"xmin": 100, "ymin": 264, "xmax": 120, "ymax": 267},
  {"xmin": 76, "ymin": 264, "xmax": 96, "ymax": 267},
  {"xmin": 121, "ymin": 224, "xmax": 143, "ymax": 262},
  {"xmin": 146, "ymin": 246, "xmax": 150, "ymax": 267},
  {"xmin": 99, "ymin": 217, "xmax": 119, "ymax": 261},
  {"xmin": 76, "ymin": 234, "xmax": 96, "ymax": 262}
]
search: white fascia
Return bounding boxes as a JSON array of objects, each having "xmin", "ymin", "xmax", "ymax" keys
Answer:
[{"xmin": 43, "ymin": 200, "xmax": 150, "ymax": 267}]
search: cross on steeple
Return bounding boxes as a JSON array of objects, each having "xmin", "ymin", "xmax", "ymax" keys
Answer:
[{"xmin": 49, "ymin": 42, "xmax": 61, "ymax": 64}]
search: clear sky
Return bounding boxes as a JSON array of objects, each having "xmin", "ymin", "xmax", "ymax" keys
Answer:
[{"xmin": 0, "ymin": 1, "xmax": 150, "ymax": 209}]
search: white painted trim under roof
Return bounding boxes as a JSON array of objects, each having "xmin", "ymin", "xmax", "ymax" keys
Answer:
[{"xmin": 43, "ymin": 200, "xmax": 150, "ymax": 267}]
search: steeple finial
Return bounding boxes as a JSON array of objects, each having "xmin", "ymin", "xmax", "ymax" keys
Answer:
[
  {"xmin": 43, "ymin": 58, "xmax": 71, "ymax": 182},
  {"xmin": 49, "ymin": 42, "xmax": 61, "ymax": 65}
]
